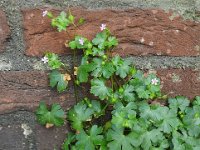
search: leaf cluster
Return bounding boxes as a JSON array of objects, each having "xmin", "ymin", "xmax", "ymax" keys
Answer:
[
  {"xmin": 44, "ymin": 53, "xmax": 71, "ymax": 93},
  {"xmin": 36, "ymin": 11, "xmax": 200, "ymax": 150},
  {"xmin": 46, "ymin": 10, "xmax": 85, "ymax": 32},
  {"xmin": 61, "ymin": 28, "xmax": 200, "ymax": 150},
  {"xmin": 63, "ymin": 96, "xmax": 200, "ymax": 150},
  {"xmin": 47, "ymin": 11, "xmax": 75, "ymax": 32}
]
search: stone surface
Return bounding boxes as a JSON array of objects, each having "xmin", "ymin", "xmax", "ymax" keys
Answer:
[
  {"xmin": 0, "ymin": 111, "xmax": 36, "ymax": 150},
  {"xmin": 0, "ymin": 124, "xmax": 31, "ymax": 150},
  {"xmin": 0, "ymin": 71, "xmax": 76, "ymax": 114},
  {"xmin": 35, "ymin": 124, "xmax": 69, "ymax": 150},
  {"xmin": 157, "ymin": 69, "xmax": 200, "ymax": 99},
  {"xmin": 23, "ymin": 8, "xmax": 200, "ymax": 57},
  {"xmin": 0, "ymin": 111, "xmax": 69, "ymax": 150},
  {"xmin": 0, "ymin": 9, "xmax": 10, "ymax": 52}
]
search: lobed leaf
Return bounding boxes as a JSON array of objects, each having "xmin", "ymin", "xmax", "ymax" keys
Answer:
[
  {"xmin": 67, "ymin": 101, "xmax": 94, "ymax": 131},
  {"xmin": 35, "ymin": 102, "xmax": 65, "ymax": 126},
  {"xmin": 90, "ymin": 78, "xmax": 112, "ymax": 100},
  {"xmin": 49, "ymin": 70, "xmax": 68, "ymax": 93},
  {"xmin": 75, "ymin": 125, "xmax": 104, "ymax": 150}
]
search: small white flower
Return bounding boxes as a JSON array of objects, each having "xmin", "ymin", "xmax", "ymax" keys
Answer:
[
  {"xmin": 42, "ymin": 10, "xmax": 48, "ymax": 17},
  {"xmin": 140, "ymin": 38, "xmax": 145, "ymax": 43},
  {"xmin": 41, "ymin": 56, "xmax": 48, "ymax": 64},
  {"xmin": 79, "ymin": 38, "xmax": 84, "ymax": 45},
  {"xmin": 149, "ymin": 41, "xmax": 154, "ymax": 46},
  {"xmin": 100, "ymin": 24, "xmax": 106, "ymax": 31},
  {"xmin": 151, "ymin": 78, "xmax": 159, "ymax": 85},
  {"xmin": 175, "ymin": 30, "xmax": 179, "ymax": 33}
]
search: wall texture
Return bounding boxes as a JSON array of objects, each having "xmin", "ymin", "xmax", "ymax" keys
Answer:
[{"xmin": 0, "ymin": 0, "xmax": 200, "ymax": 149}]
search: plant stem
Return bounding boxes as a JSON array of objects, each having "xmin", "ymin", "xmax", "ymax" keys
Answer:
[
  {"xmin": 73, "ymin": 49, "xmax": 79, "ymax": 103},
  {"xmin": 113, "ymin": 75, "xmax": 120, "ymax": 88},
  {"xmin": 111, "ymin": 76, "xmax": 114, "ymax": 91},
  {"xmin": 102, "ymin": 103, "xmax": 109, "ymax": 113}
]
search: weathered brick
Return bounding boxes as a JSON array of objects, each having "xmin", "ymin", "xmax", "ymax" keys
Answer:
[
  {"xmin": 0, "ymin": 124, "xmax": 29, "ymax": 150},
  {"xmin": 22, "ymin": 8, "xmax": 200, "ymax": 57},
  {"xmin": 0, "ymin": 69, "xmax": 199, "ymax": 114},
  {"xmin": 0, "ymin": 71, "xmax": 76, "ymax": 114},
  {"xmin": 157, "ymin": 69, "xmax": 200, "ymax": 99},
  {"xmin": 35, "ymin": 124, "xmax": 69, "ymax": 150},
  {"xmin": 0, "ymin": 9, "xmax": 10, "ymax": 52},
  {"xmin": 0, "ymin": 111, "xmax": 68, "ymax": 150}
]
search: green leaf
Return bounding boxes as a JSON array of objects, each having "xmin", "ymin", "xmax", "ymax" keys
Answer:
[
  {"xmin": 90, "ymin": 58, "xmax": 103, "ymax": 77},
  {"xmin": 69, "ymin": 36, "xmax": 91, "ymax": 50},
  {"xmin": 136, "ymin": 86, "xmax": 151, "ymax": 99},
  {"xmin": 90, "ymin": 100, "xmax": 103, "ymax": 117},
  {"xmin": 46, "ymin": 53, "xmax": 63, "ymax": 69},
  {"xmin": 90, "ymin": 78, "xmax": 112, "ymax": 100},
  {"xmin": 145, "ymin": 74, "xmax": 161, "ymax": 98},
  {"xmin": 92, "ymin": 32, "xmax": 108, "ymax": 50},
  {"xmin": 129, "ymin": 71, "xmax": 161, "ymax": 99},
  {"xmin": 139, "ymin": 102, "xmax": 164, "ymax": 122},
  {"xmin": 107, "ymin": 127, "xmax": 141, "ymax": 150},
  {"xmin": 117, "ymin": 59, "xmax": 131, "ymax": 78},
  {"xmin": 49, "ymin": 70, "xmax": 68, "ymax": 93},
  {"xmin": 67, "ymin": 101, "xmax": 94, "ymax": 131},
  {"xmin": 172, "ymin": 131, "xmax": 186, "ymax": 150},
  {"xmin": 91, "ymin": 58, "xmax": 115, "ymax": 79},
  {"xmin": 111, "ymin": 102, "xmax": 137, "ymax": 128},
  {"xmin": 77, "ymin": 64, "xmax": 93, "ymax": 83},
  {"xmin": 92, "ymin": 47, "xmax": 104, "ymax": 56},
  {"xmin": 35, "ymin": 102, "xmax": 65, "ymax": 126},
  {"xmin": 168, "ymin": 96, "xmax": 190, "ymax": 112},
  {"xmin": 47, "ymin": 12, "xmax": 53, "ymax": 18},
  {"xmin": 69, "ymin": 41, "xmax": 76, "ymax": 49},
  {"xmin": 140, "ymin": 129, "xmax": 168, "ymax": 150},
  {"xmin": 193, "ymin": 96, "xmax": 200, "ymax": 106},
  {"xmin": 77, "ymin": 57, "xmax": 95, "ymax": 83},
  {"xmin": 62, "ymin": 132, "xmax": 76, "ymax": 150},
  {"xmin": 75, "ymin": 125, "xmax": 104, "ymax": 150},
  {"xmin": 157, "ymin": 107, "xmax": 180, "ymax": 133},
  {"xmin": 68, "ymin": 14, "xmax": 74, "ymax": 23},
  {"xmin": 107, "ymin": 36, "xmax": 118, "ymax": 48},
  {"xmin": 83, "ymin": 98, "xmax": 104, "ymax": 117},
  {"xmin": 51, "ymin": 11, "xmax": 71, "ymax": 32},
  {"xmin": 102, "ymin": 62, "xmax": 115, "ymax": 78},
  {"xmin": 78, "ymin": 17, "xmax": 85, "ymax": 25},
  {"xmin": 120, "ymin": 84, "xmax": 135, "ymax": 102},
  {"xmin": 183, "ymin": 105, "xmax": 200, "ymax": 137},
  {"xmin": 172, "ymin": 130, "xmax": 200, "ymax": 150},
  {"xmin": 112, "ymin": 56, "xmax": 131, "ymax": 78}
]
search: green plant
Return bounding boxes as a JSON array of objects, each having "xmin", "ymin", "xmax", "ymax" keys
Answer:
[
  {"xmin": 36, "ymin": 10, "xmax": 200, "ymax": 150},
  {"xmin": 36, "ymin": 102, "xmax": 65, "ymax": 128}
]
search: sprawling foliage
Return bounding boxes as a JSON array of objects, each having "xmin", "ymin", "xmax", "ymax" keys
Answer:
[{"xmin": 36, "ymin": 10, "xmax": 200, "ymax": 150}]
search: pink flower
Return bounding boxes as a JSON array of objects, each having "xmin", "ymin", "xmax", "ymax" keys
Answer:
[
  {"xmin": 151, "ymin": 78, "xmax": 159, "ymax": 85},
  {"xmin": 42, "ymin": 10, "xmax": 48, "ymax": 17},
  {"xmin": 100, "ymin": 24, "xmax": 106, "ymax": 31},
  {"xmin": 79, "ymin": 38, "xmax": 84, "ymax": 45},
  {"xmin": 41, "ymin": 56, "xmax": 48, "ymax": 64}
]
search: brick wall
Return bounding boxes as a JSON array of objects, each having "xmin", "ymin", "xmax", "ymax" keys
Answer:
[{"xmin": 0, "ymin": 0, "xmax": 200, "ymax": 149}]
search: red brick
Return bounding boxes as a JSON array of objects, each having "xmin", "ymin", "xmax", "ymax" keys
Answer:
[
  {"xmin": 157, "ymin": 69, "xmax": 200, "ymax": 99},
  {"xmin": 35, "ymin": 124, "xmax": 69, "ymax": 150},
  {"xmin": 0, "ymin": 9, "xmax": 10, "ymax": 52},
  {"xmin": 0, "ymin": 71, "xmax": 76, "ymax": 114},
  {"xmin": 22, "ymin": 8, "xmax": 200, "ymax": 57},
  {"xmin": 0, "ymin": 69, "xmax": 199, "ymax": 114}
]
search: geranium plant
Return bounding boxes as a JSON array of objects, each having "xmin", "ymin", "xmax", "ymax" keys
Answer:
[{"xmin": 36, "ymin": 10, "xmax": 200, "ymax": 150}]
